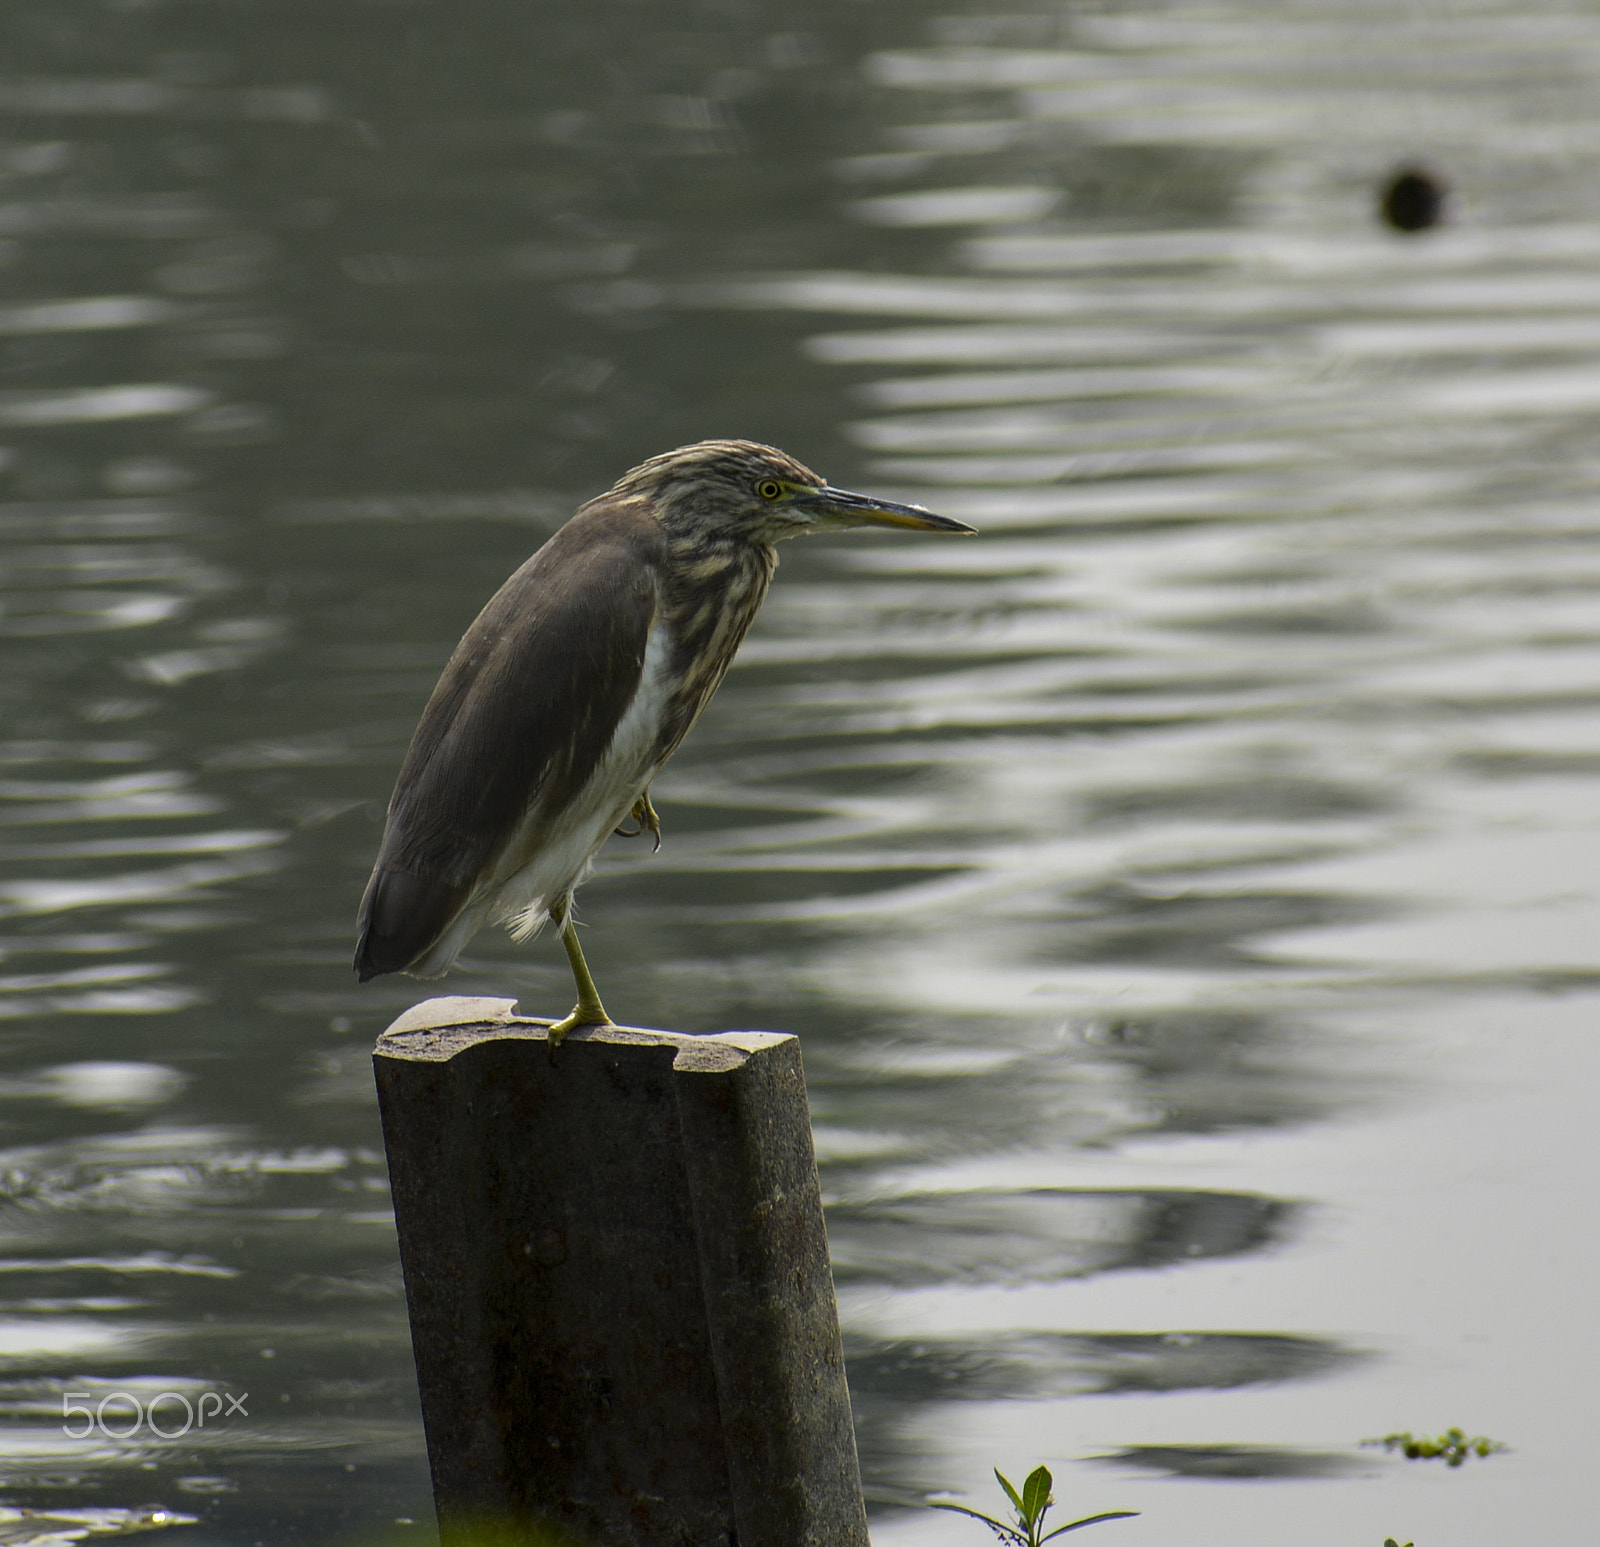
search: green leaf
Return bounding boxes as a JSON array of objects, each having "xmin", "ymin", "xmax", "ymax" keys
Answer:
[
  {"xmin": 995, "ymin": 1469, "xmax": 1026, "ymax": 1519},
  {"xmin": 1021, "ymin": 1466, "xmax": 1054, "ymax": 1527},
  {"xmin": 929, "ymin": 1501, "xmax": 1025, "ymax": 1544},
  {"xmin": 1040, "ymin": 1511, "xmax": 1140, "ymax": 1540}
]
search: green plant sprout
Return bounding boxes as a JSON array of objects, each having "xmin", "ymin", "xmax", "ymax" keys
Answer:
[
  {"xmin": 1366, "ymin": 1427, "xmax": 1507, "ymax": 1467},
  {"xmin": 1384, "ymin": 1538, "xmax": 1414, "ymax": 1547},
  {"xmin": 930, "ymin": 1464, "xmax": 1137, "ymax": 1545}
]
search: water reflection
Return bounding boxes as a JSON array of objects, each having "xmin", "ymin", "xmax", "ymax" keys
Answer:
[
  {"xmin": 1098, "ymin": 1444, "xmax": 1363, "ymax": 1480},
  {"xmin": 848, "ymin": 1329, "xmax": 1358, "ymax": 1405},
  {"xmin": 827, "ymin": 1189, "xmax": 1295, "ymax": 1285}
]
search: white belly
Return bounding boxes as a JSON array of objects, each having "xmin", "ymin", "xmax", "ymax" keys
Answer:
[{"xmin": 490, "ymin": 617, "xmax": 675, "ymax": 938}]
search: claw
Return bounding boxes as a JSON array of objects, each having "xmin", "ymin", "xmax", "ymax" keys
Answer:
[
  {"xmin": 546, "ymin": 1002, "xmax": 611, "ymax": 1046},
  {"xmin": 613, "ymin": 788, "xmax": 662, "ymax": 852}
]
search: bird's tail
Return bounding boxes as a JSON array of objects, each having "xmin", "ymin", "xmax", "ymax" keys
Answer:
[{"xmin": 354, "ymin": 865, "xmax": 471, "ymax": 979}]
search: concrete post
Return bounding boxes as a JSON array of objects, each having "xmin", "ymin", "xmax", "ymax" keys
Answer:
[{"xmin": 372, "ymin": 996, "xmax": 869, "ymax": 1547}]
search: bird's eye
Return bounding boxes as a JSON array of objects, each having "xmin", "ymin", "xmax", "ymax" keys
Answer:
[{"xmin": 757, "ymin": 479, "xmax": 783, "ymax": 501}]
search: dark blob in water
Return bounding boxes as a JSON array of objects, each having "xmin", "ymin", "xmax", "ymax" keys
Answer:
[{"xmin": 1380, "ymin": 165, "xmax": 1448, "ymax": 232}]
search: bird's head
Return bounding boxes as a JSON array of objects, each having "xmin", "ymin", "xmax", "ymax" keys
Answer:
[{"xmin": 610, "ymin": 439, "xmax": 975, "ymax": 546}]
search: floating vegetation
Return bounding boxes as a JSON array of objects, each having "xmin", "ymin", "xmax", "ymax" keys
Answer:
[{"xmin": 1366, "ymin": 1427, "xmax": 1508, "ymax": 1467}]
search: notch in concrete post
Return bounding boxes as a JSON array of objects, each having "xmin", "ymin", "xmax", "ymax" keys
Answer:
[{"xmin": 372, "ymin": 996, "xmax": 869, "ymax": 1547}]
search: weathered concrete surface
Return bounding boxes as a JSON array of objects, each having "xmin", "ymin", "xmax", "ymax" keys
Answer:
[{"xmin": 372, "ymin": 997, "xmax": 868, "ymax": 1547}]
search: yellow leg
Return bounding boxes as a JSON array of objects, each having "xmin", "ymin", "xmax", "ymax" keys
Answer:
[{"xmin": 546, "ymin": 898, "xmax": 613, "ymax": 1045}]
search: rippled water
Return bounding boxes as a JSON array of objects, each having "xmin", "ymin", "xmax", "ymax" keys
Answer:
[{"xmin": 2, "ymin": 2, "xmax": 1599, "ymax": 1544}]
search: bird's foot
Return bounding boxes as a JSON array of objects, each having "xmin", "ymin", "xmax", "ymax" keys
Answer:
[
  {"xmin": 546, "ymin": 999, "xmax": 614, "ymax": 1046},
  {"xmin": 613, "ymin": 789, "xmax": 662, "ymax": 852}
]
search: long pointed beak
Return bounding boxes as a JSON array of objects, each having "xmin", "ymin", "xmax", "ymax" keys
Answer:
[{"xmin": 799, "ymin": 485, "xmax": 976, "ymax": 534}]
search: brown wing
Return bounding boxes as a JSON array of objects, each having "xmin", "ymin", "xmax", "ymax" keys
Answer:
[{"xmin": 354, "ymin": 497, "xmax": 665, "ymax": 979}]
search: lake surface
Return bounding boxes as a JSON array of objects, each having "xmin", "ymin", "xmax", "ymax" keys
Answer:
[{"xmin": 2, "ymin": 2, "xmax": 1598, "ymax": 1544}]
